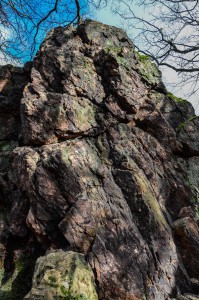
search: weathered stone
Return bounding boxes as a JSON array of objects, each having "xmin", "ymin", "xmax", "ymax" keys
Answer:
[
  {"xmin": 177, "ymin": 117, "xmax": 199, "ymax": 156},
  {"xmin": 24, "ymin": 250, "xmax": 98, "ymax": 300},
  {"xmin": 0, "ymin": 64, "xmax": 29, "ymax": 140},
  {"xmin": 187, "ymin": 157, "xmax": 199, "ymax": 222},
  {"xmin": 0, "ymin": 20, "xmax": 199, "ymax": 300},
  {"xmin": 173, "ymin": 216, "xmax": 199, "ymax": 279},
  {"xmin": 0, "ymin": 65, "xmax": 29, "ymax": 249},
  {"xmin": 0, "ymin": 252, "xmax": 36, "ymax": 300},
  {"xmin": 178, "ymin": 295, "xmax": 199, "ymax": 300},
  {"xmin": 191, "ymin": 278, "xmax": 199, "ymax": 294}
]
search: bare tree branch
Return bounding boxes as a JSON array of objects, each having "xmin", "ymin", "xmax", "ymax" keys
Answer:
[
  {"xmin": 109, "ymin": 0, "xmax": 199, "ymax": 99},
  {"xmin": 0, "ymin": 0, "xmax": 82, "ymax": 63}
]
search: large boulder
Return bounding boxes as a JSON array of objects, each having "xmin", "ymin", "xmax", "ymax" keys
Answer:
[
  {"xmin": 24, "ymin": 251, "xmax": 98, "ymax": 300},
  {"xmin": 0, "ymin": 20, "xmax": 199, "ymax": 300}
]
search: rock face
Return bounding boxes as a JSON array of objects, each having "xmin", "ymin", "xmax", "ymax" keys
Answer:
[
  {"xmin": 24, "ymin": 250, "xmax": 98, "ymax": 300},
  {"xmin": 0, "ymin": 20, "xmax": 199, "ymax": 300}
]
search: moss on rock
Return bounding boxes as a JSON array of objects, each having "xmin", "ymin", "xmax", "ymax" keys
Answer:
[
  {"xmin": 104, "ymin": 42, "xmax": 133, "ymax": 70},
  {"xmin": 0, "ymin": 141, "xmax": 18, "ymax": 152},
  {"xmin": 167, "ymin": 92, "xmax": 187, "ymax": 104},
  {"xmin": 0, "ymin": 254, "xmax": 35, "ymax": 300},
  {"xmin": 0, "ymin": 141, "xmax": 18, "ymax": 172},
  {"xmin": 24, "ymin": 251, "xmax": 98, "ymax": 300},
  {"xmin": 176, "ymin": 116, "xmax": 199, "ymax": 132},
  {"xmin": 135, "ymin": 51, "xmax": 162, "ymax": 86}
]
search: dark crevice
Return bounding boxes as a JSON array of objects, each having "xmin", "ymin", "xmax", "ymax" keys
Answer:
[
  {"xmin": 91, "ymin": 261, "xmax": 101, "ymax": 297},
  {"xmin": 1, "ymin": 233, "xmax": 43, "ymax": 300},
  {"xmin": 173, "ymin": 142, "xmax": 199, "ymax": 158},
  {"xmin": 93, "ymin": 51, "xmax": 137, "ymax": 116},
  {"xmin": 134, "ymin": 117, "xmax": 199, "ymax": 159}
]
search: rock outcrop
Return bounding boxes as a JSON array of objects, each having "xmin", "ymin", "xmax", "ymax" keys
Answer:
[
  {"xmin": 24, "ymin": 250, "xmax": 98, "ymax": 300},
  {"xmin": 0, "ymin": 20, "xmax": 199, "ymax": 300}
]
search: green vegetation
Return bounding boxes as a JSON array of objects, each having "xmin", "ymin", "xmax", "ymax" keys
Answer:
[
  {"xmin": 56, "ymin": 294, "xmax": 88, "ymax": 300},
  {"xmin": 0, "ymin": 255, "xmax": 36, "ymax": 300},
  {"xmin": 26, "ymin": 251, "xmax": 98, "ymax": 300},
  {"xmin": 60, "ymin": 285, "xmax": 69, "ymax": 296},
  {"xmin": 136, "ymin": 51, "xmax": 162, "ymax": 86},
  {"xmin": 48, "ymin": 275, "xmax": 57, "ymax": 283},
  {"xmin": 177, "ymin": 116, "xmax": 199, "ymax": 131},
  {"xmin": 0, "ymin": 141, "xmax": 18, "ymax": 152},
  {"xmin": 104, "ymin": 40, "xmax": 133, "ymax": 70},
  {"xmin": 114, "ymin": 133, "xmax": 168, "ymax": 231},
  {"xmin": 135, "ymin": 51, "xmax": 150, "ymax": 62},
  {"xmin": 167, "ymin": 92, "xmax": 187, "ymax": 103},
  {"xmin": 104, "ymin": 46, "xmax": 130, "ymax": 69},
  {"xmin": 134, "ymin": 171, "xmax": 168, "ymax": 230},
  {"xmin": 47, "ymin": 282, "xmax": 60, "ymax": 288}
]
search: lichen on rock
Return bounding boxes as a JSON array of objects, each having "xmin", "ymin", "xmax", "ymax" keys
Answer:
[
  {"xmin": 24, "ymin": 251, "xmax": 98, "ymax": 300},
  {"xmin": 135, "ymin": 51, "xmax": 163, "ymax": 88},
  {"xmin": 0, "ymin": 20, "xmax": 199, "ymax": 300}
]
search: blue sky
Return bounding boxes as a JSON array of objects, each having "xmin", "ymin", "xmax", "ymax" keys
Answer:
[{"xmin": 2, "ymin": 0, "xmax": 88, "ymax": 63}]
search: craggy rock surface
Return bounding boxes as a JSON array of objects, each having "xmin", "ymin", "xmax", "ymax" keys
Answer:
[
  {"xmin": 24, "ymin": 250, "xmax": 98, "ymax": 300},
  {"xmin": 0, "ymin": 20, "xmax": 199, "ymax": 300}
]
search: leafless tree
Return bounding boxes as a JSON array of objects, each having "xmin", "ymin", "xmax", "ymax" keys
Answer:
[
  {"xmin": 0, "ymin": 0, "xmax": 84, "ymax": 64},
  {"xmin": 109, "ymin": 0, "xmax": 199, "ymax": 99}
]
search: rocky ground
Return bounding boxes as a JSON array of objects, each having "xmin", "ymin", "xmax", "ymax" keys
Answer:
[{"xmin": 0, "ymin": 20, "xmax": 199, "ymax": 300}]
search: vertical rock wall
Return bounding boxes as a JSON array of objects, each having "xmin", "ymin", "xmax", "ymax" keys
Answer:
[{"xmin": 0, "ymin": 20, "xmax": 199, "ymax": 300}]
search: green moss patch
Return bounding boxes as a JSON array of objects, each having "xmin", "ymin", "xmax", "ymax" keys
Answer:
[
  {"xmin": 176, "ymin": 116, "xmax": 199, "ymax": 131},
  {"xmin": 0, "ymin": 255, "xmax": 36, "ymax": 300},
  {"xmin": 136, "ymin": 52, "xmax": 150, "ymax": 62},
  {"xmin": 25, "ymin": 251, "xmax": 98, "ymax": 300},
  {"xmin": 135, "ymin": 51, "xmax": 162, "ymax": 86},
  {"xmin": 0, "ymin": 141, "xmax": 18, "ymax": 152},
  {"xmin": 167, "ymin": 92, "xmax": 187, "ymax": 104}
]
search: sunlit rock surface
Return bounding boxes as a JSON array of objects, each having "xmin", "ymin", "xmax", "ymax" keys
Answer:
[{"xmin": 0, "ymin": 20, "xmax": 199, "ymax": 300}]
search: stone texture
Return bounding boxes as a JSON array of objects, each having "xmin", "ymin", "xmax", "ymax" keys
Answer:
[
  {"xmin": 0, "ymin": 20, "xmax": 199, "ymax": 300},
  {"xmin": 0, "ymin": 64, "xmax": 29, "ymax": 141},
  {"xmin": 24, "ymin": 250, "xmax": 98, "ymax": 300},
  {"xmin": 176, "ymin": 295, "xmax": 199, "ymax": 300},
  {"xmin": 173, "ymin": 215, "xmax": 199, "ymax": 280},
  {"xmin": 0, "ymin": 64, "xmax": 30, "ymax": 246}
]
